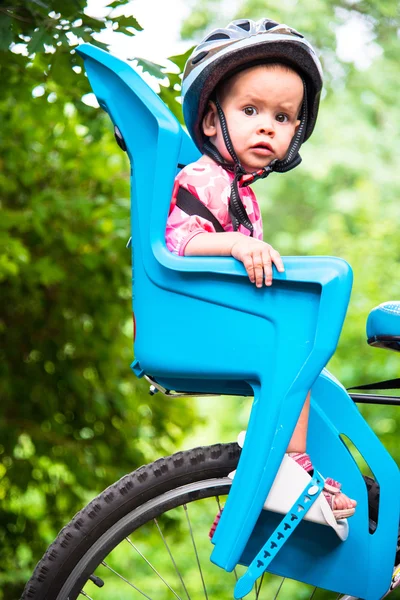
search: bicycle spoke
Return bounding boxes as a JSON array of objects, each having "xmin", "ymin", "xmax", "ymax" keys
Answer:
[
  {"xmin": 79, "ymin": 592, "xmax": 93, "ymax": 599},
  {"xmin": 184, "ymin": 503, "xmax": 209, "ymax": 600},
  {"xmin": 309, "ymin": 587, "xmax": 317, "ymax": 599},
  {"xmin": 154, "ymin": 517, "xmax": 192, "ymax": 600},
  {"xmin": 101, "ymin": 560, "xmax": 153, "ymax": 599},
  {"xmin": 125, "ymin": 537, "xmax": 182, "ymax": 600},
  {"xmin": 274, "ymin": 577, "xmax": 285, "ymax": 599}
]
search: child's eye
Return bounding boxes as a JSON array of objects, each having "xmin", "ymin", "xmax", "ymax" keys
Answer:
[
  {"xmin": 243, "ymin": 106, "xmax": 257, "ymax": 116},
  {"xmin": 276, "ymin": 113, "xmax": 289, "ymax": 123}
]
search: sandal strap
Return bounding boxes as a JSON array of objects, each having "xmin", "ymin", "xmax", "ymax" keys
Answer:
[
  {"xmin": 288, "ymin": 455, "xmax": 343, "ymax": 495},
  {"xmin": 288, "ymin": 452, "xmax": 313, "ymax": 473},
  {"xmin": 209, "ymin": 509, "xmax": 222, "ymax": 539},
  {"xmin": 324, "ymin": 477, "xmax": 342, "ymax": 494},
  {"xmin": 322, "ymin": 490, "xmax": 334, "ymax": 510}
]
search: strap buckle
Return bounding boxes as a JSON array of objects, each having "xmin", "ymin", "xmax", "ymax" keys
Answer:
[{"xmin": 239, "ymin": 162, "xmax": 276, "ymax": 187}]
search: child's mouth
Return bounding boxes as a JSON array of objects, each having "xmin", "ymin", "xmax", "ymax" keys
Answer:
[{"xmin": 251, "ymin": 143, "xmax": 273, "ymax": 155}]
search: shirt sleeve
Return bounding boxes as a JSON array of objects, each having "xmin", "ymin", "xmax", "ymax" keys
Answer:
[
  {"xmin": 165, "ymin": 163, "xmax": 231, "ymax": 255},
  {"xmin": 166, "ymin": 208, "xmax": 217, "ymax": 256},
  {"xmin": 164, "ymin": 159, "xmax": 263, "ymax": 253}
]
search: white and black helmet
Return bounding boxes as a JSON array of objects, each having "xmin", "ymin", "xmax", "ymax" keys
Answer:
[
  {"xmin": 181, "ymin": 18, "xmax": 324, "ymax": 235},
  {"xmin": 182, "ymin": 18, "xmax": 323, "ymax": 152}
]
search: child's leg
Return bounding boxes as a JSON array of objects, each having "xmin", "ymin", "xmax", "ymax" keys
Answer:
[
  {"xmin": 287, "ymin": 390, "xmax": 310, "ymax": 454},
  {"xmin": 210, "ymin": 392, "xmax": 357, "ymax": 539},
  {"xmin": 287, "ymin": 392, "xmax": 357, "ymax": 511}
]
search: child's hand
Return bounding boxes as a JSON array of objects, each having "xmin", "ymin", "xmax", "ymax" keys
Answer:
[{"xmin": 230, "ymin": 237, "xmax": 284, "ymax": 287}]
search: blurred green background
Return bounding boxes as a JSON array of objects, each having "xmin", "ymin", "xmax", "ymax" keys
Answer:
[{"xmin": 1, "ymin": 0, "xmax": 399, "ymax": 597}]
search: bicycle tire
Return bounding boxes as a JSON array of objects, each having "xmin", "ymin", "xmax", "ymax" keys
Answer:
[
  {"xmin": 21, "ymin": 443, "xmax": 386, "ymax": 600},
  {"xmin": 21, "ymin": 443, "xmax": 239, "ymax": 600}
]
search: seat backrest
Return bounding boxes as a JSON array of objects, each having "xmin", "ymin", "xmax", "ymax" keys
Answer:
[{"xmin": 77, "ymin": 43, "xmax": 200, "ymax": 269}]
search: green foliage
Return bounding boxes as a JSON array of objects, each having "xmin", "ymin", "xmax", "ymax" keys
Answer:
[
  {"xmin": 0, "ymin": 1, "xmax": 197, "ymax": 597},
  {"xmin": 136, "ymin": 46, "xmax": 195, "ymax": 123},
  {"xmin": 1, "ymin": 0, "xmax": 400, "ymax": 598},
  {"xmin": 0, "ymin": 85, "xmax": 198, "ymax": 598}
]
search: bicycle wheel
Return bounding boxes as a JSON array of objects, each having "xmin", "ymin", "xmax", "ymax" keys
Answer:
[{"xmin": 21, "ymin": 443, "xmax": 385, "ymax": 600}]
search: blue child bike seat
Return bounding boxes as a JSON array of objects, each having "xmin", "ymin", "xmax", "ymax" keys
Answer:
[{"xmin": 77, "ymin": 43, "xmax": 400, "ymax": 600}]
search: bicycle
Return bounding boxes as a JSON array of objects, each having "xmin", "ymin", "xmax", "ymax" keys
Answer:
[{"xmin": 21, "ymin": 44, "xmax": 400, "ymax": 600}]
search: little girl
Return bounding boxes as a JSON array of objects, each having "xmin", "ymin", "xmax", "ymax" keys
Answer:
[{"xmin": 166, "ymin": 18, "xmax": 356, "ymax": 518}]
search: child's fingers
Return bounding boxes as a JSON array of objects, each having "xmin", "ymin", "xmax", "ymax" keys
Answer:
[
  {"xmin": 242, "ymin": 252, "xmax": 256, "ymax": 283},
  {"xmin": 252, "ymin": 252, "xmax": 265, "ymax": 288},
  {"xmin": 237, "ymin": 243, "xmax": 283, "ymax": 287},
  {"xmin": 261, "ymin": 248, "xmax": 273, "ymax": 286},
  {"xmin": 269, "ymin": 246, "xmax": 285, "ymax": 272}
]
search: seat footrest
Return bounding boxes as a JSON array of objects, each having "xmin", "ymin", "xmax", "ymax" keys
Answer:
[{"xmin": 234, "ymin": 473, "xmax": 325, "ymax": 599}]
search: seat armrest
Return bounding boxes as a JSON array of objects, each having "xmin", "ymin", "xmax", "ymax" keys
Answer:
[{"xmin": 154, "ymin": 241, "xmax": 351, "ymax": 288}]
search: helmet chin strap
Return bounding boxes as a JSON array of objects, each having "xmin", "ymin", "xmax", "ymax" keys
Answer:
[{"xmin": 203, "ymin": 80, "xmax": 308, "ymax": 234}]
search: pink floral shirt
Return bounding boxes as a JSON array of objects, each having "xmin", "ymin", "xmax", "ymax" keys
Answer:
[{"xmin": 166, "ymin": 155, "xmax": 263, "ymax": 255}]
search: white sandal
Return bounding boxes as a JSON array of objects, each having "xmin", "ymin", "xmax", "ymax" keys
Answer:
[{"xmin": 233, "ymin": 431, "xmax": 350, "ymax": 540}]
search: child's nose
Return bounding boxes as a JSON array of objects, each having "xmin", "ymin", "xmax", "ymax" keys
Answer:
[{"xmin": 257, "ymin": 118, "xmax": 275, "ymax": 136}]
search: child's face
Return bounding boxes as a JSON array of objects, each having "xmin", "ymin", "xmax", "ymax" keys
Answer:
[{"xmin": 202, "ymin": 65, "xmax": 304, "ymax": 173}]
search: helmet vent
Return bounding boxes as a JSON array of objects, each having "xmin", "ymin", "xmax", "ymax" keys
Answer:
[
  {"xmin": 205, "ymin": 32, "xmax": 231, "ymax": 41},
  {"xmin": 290, "ymin": 29, "xmax": 304, "ymax": 38},
  {"xmin": 191, "ymin": 51, "xmax": 209, "ymax": 65},
  {"xmin": 237, "ymin": 21, "xmax": 250, "ymax": 31},
  {"xmin": 264, "ymin": 21, "xmax": 278, "ymax": 31}
]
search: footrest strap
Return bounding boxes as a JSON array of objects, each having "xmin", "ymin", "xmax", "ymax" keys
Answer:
[{"xmin": 234, "ymin": 471, "xmax": 324, "ymax": 599}]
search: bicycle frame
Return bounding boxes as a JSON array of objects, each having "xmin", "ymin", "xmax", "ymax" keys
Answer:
[{"xmin": 351, "ymin": 394, "xmax": 400, "ymax": 406}]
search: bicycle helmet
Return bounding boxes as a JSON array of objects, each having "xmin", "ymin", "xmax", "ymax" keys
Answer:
[
  {"xmin": 181, "ymin": 18, "xmax": 323, "ymax": 234},
  {"xmin": 183, "ymin": 18, "xmax": 323, "ymax": 152}
]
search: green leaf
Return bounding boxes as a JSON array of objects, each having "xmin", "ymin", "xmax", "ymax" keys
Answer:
[
  {"xmin": 114, "ymin": 15, "xmax": 143, "ymax": 32},
  {"xmin": 159, "ymin": 86, "xmax": 183, "ymax": 123},
  {"xmin": 165, "ymin": 71, "xmax": 181, "ymax": 88},
  {"xmin": 49, "ymin": 48, "xmax": 78, "ymax": 90},
  {"xmin": 116, "ymin": 25, "xmax": 136, "ymax": 37},
  {"xmin": 0, "ymin": 15, "xmax": 13, "ymax": 51},
  {"xmin": 80, "ymin": 15, "xmax": 105, "ymax": 31},
  {"xmin": 90, "ymin": 39, "xmax": 109, "ymax": 51},
  {"xmin": 71, "ymin": 25, "xmax": 94, "ymax": 41},
  {"xmin": 168, "ymin": 46, "xmax": 195, "ymax": 72},
  {"xmin": 136, "ymin": 58, "xmax": 165, "ymax": 79},
  {"xmin": 105, "ymin": 0, "xmax": 126, "ymax": 7},
  {"xmin": 52, "ymin": 0, "xmax": 86, "ymax": 18},
  {"xmin": 27, "ymin": 28, "xmax": 52, "ymax": 54}
]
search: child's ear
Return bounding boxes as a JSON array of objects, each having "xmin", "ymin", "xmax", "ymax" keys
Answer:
[
  {"xmin": 202, "ymin": 100, "xmax": 218, "ymax": 137},
  {"xmin": 294, "ymin": 119, "xmax": 301, "ymax": 134}
]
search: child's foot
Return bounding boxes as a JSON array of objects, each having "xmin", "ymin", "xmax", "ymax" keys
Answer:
[
  {"xmin": 288, "ymin": 452, "xmax": 357, "ymax": 519},
  {"xmin": 209, "ymin": 450, "xmax": 357, "ymax": 539}
]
